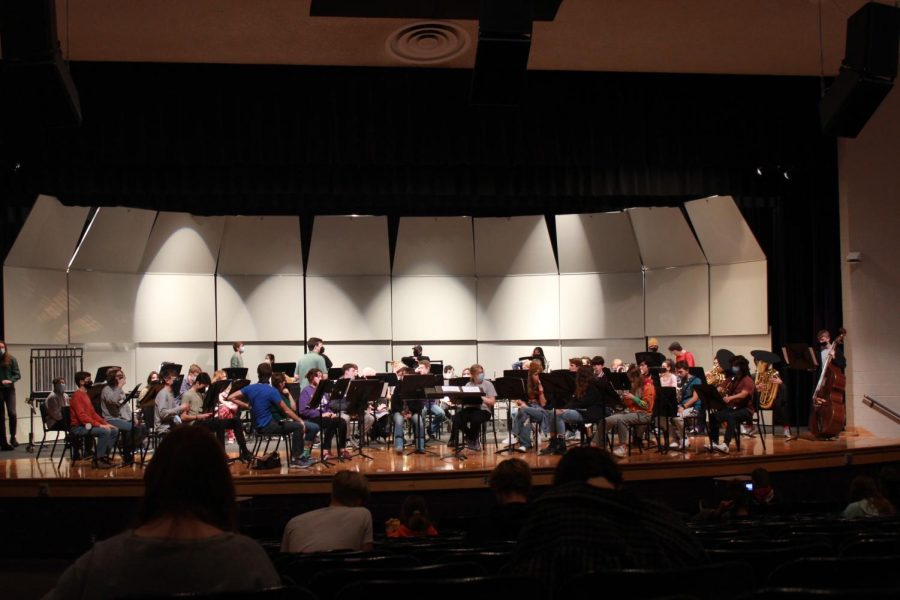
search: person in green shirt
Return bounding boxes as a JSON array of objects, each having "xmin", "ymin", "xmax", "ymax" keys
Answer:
[
  {"xmin": 230, "ymin": 342, "xmax": 245, "ymax": 368},
  {"xmin": 296, "ymin": 337, "xmax": 328, "ymax": 387},
  {"xmin": 0, "ymin": 340, "xmax": 21, "ymax": 450}
]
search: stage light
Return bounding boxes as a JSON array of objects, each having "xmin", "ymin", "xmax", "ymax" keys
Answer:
[{"xmin": 756, "ymin": 167, "xmax": 763, "ymax": 176}]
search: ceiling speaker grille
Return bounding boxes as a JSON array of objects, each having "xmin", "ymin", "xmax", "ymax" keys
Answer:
[{"xmin": 386, "ymin": 22, "xmax": 470, "ymax": 64}]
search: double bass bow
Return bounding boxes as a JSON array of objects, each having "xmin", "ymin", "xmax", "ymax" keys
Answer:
[{"xmin": 809, "ymin": 328, "xmax": 847, "ymax": 438}]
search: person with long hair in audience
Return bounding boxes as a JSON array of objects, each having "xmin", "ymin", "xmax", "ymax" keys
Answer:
[
  {"xmin": 843, "ymin": 475, "xmax": 895, "ymax": 518},
  {"xmin": 504, "ymin": 360, "xmax": 548, "ymax": 452},
  {"xmin": 298, "ymin": 367, "xmax": 351, "ymax": 460},
  {"xmin": 386, "ymin": 495, "xmax": 439, "ymax": 538},
  {"xmin": 468, "ymin": 458, "xmax": 533, "ymax": 544},
  {"xmin": 282, "ymin": 471, "xmax": 373, "ymax": 553},
  {"xmin": 604, "ymin": 362, "xmax": 655, "ymax": 458},
  {"xmin": 44, "ymin": 426, "xmax": 280, "ymax": 598},
  {"xmin": 507, "ymin": 447, "xmax": 705, "ymax": 592},
  {"xmin": 0, "ymin": 340, "xmax": 21, "ymax": 450}
]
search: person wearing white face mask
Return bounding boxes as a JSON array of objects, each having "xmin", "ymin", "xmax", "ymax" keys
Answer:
[
  {"xmin": 450, "ymin": 364, "xmax": 496, "ymax": 451},
  {"xmin": 0, "ymin": 340, "xmax": 21, "ymax": 450},
  {"xmin": 230, "ymin": 342, "xmax": 245, "ymax": 369},
  {"xmin": 178, "ymin": 364, "xmax": 202, "ymax": 401}
]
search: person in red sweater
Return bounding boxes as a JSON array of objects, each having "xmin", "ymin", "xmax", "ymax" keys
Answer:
[
  {"xmin": 385, "ymin": 496, "xmax": 438, "ymax": 538},
  {"xmin": 668, "ymin": 342, "xmax": 696, "ymax": 368},
  {"xmin": 69, "ymin": 371, "xmax": 118, "ymax": 468}
]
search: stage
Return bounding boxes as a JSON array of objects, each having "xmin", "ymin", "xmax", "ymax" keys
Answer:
[{"xmin": 2, "ymin": 429, "xmax": 899, "ymax": 499}]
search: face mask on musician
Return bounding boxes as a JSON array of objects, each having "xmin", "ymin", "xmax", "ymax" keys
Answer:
[
  {"xmin": 85, "ymin": 380, "xmax": 93, "ymax": 387},
  {"xmin": 0, "ymin": 349, "xmax": 5, "ymax": 356},
  {"xmin": 477, "ymin": 373, "xmax": 485, "ymax": 382},
  {"xmin": 731, "ymin": 366, "xmax": 740, "ymax": 375},
  {"xmin": 54, "ymin": 383, "xmax": 65, "ymax": 394}
]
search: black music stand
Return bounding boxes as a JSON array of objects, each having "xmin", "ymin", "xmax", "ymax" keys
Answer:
[
  {"xmin": 327, "ymin": 367, "xmax": 344, "ymax": 380},
  {"xmin": 654, "ymin": 387, "xmax": 678, "ymax": 453},
  {"xmin": 223, "ymin": 367, "xmax": 247, "ymax": 380},
  {"xmin": 449, "ymin": 376, "xmax": 470, "ymax": 387},
  {"xmin": 94, "ymin": 365, "xmax": 121, "ymax": 385},
  {"xmin": 635, "ymin": 351, "xmax": 664, "ymax": 368},
  {"xmin": 539, "ymin": 371, "xmax": 575, "ymax": 454},
  {"xmin": 392, "ymin": 374, "xmax": 440, "ymax": 455},
  {"xmin": 344, "ymin": 379, "xmax": 383, "ymax": 461},
  {"xmin": 430, "ymin": 385, "xmax": 485, "ymax": 461},
  {"xmin": 492, "ymin": 377, "xmax": 528, "ymax": 455},
  {"xmin": 114, "ymin": 384, "xmax": 143, "ymax": 469},
  {"xmin": 272, "ymin": 362, "xmax": 296, "ymax": 378},
  {"xmin": 782, "ymin": 343, "xmax": 819, "ymax": 440},
  {"xmin": 161, "ymin": 363, "xmax": 183, "ymax": 376},
  {"xmin": 306, "ymin": 380, "xmax": 336, "ymax": 468},
  {"xmin": 503, "ymin": 370, "xmax": 529, "ymax": 380},
  {"xmin": 694, "ymin": 383, "xmax": 726, "ymax": 452}
]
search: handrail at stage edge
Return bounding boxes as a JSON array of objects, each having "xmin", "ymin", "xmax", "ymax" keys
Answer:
[{"xmin": 862, "ymin": 395, "xmax": 900, "ymax": 424}]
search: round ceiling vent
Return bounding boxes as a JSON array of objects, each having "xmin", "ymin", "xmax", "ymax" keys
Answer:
[{"xmin": 386, "ymin": 22, "xmax": 471, "ymax": 65}]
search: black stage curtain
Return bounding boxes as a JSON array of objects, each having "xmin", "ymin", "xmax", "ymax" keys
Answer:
[{"xmin": 0, "ymin": 64, "xmax": 841, "ymax": 424}]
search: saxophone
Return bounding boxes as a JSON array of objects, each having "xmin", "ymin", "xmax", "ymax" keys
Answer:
[{"xmin": 755, "ymin": 361, "xmax": 781, "ymax": 409}]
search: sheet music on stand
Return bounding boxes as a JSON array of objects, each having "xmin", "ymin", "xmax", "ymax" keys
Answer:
[
  {"xmin": 392, "ymin": 374, "xmax": 441, "ymax": 413},
  {"xmin": 782, "ymin": 344, "xmax": 819, "ymax": 371}
]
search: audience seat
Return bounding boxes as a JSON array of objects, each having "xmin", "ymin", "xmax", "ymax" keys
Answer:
[
  {"xmin": 705, "ymin": 544, "xmax": 831, "ymax": 584},
  {"xmin": 280, "ymin": 553, "xmax": 417, "ymax": 587},
  {"xmin": 559, "ymin": 562, "xmax": 751, "ymax": 600},
  {"xmin": 309, "ymin": 562, "xmax": 486, "ymax": 600},
  {"xmin": 736, "ymin": 588, "xmax": 900, "ymax": 599},
  {"xmin": 334, "ymin": 575, "xmax": 546, "ymax": 600},
  {"xmin": 767, "ymin": 556, "xmax": 900, "ymax": 589}
]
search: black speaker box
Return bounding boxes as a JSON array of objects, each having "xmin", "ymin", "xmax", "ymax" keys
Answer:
[
  {"xmin": 820, "ymin": 68, "xmax": 893, "ymax": 138},
  {"xmin": 470, "ymin": 0, "xmax": 534, "ymax": 106},
  {"xmin": 844, "ymin": 2, "xmax": 899, "ymax": 79}
]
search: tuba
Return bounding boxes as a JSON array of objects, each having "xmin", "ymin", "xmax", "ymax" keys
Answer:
[{"xmin": 755, "ymin": 361, "xmax": 781, "ymax": 409}]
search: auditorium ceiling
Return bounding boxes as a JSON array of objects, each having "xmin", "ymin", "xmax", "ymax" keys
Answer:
[{"xmin": 54, "ymin": 0, "xmax": 882, "ymax": 76}]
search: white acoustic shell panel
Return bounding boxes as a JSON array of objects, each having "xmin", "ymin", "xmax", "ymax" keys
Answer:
[
  {"xmin": 2, "ymin": 267, "xmax": 69, "ymax": 344},
  {"xmin": 685, "ymin": 196, "xmax": 765, "ymax": 265},
  {"xmin": 474, "ymin": 216, "xmax": 557, "ymax": 276},
  {"xmin": 555, "ymin": 212, "xmax": 642, "ymax": 274},
  {"xmin": 645, "ymin": 265, "xmax": 709, "ymax": 336},
  {"xmin": 710, "ymin": 261, "xmax": 768, "ymax": 336},
  {"xmin": 391, "ymin": 276, "xmax": 477, "ymax": 341},
  {"xmin": 321, "ymin": 343, "xmax": 392, "ymax": 373},
  {"xmin": 136, "ymin": 344, "xmax": 215, "ymax": 382},
  {"xmin": 217, "ymin": 216, "xmax": 302, "ymax": 275},
  {"xmin": 305, "ymin": 276, "xmax": 392, "ymax": 341},
  {"xmin": 4, "ymin": 196, "xmax": 89, "ymax": 270},
  {"xmin": 82, "ymin": 343, "xmax": 137, "ymax": 383},
  {"xmin": 559, "ymin": 273, "xmax": 644, "ymax": 339},
  {"xmin": 476, "ymin": 275, "xmax": 560, "ymax": 341},
  {"xmin": 139, "ymin": 212, "xmax": 225, "ymax": 275},
  {"xmin": 628, "ymin": 207, "xmax": 707, "ymax": 269},
  {"xmin": 69, "ymin": 271, "xmax": 140, "ymax": 343},
  {"xmin": 307, "ymin": 216, "xmax": 389, "ymax": 276},
  {"xmin": 393, "ymin": 217, "xmax": 475, "ymax": 276},
  {"xmin": 216, "ymin": 275, "xmax": 304, "ymax": 342},
  {"xmin": 133, "ymin": 274, "xmax": 217, "ymax": 342},
  {"xmin": 70, "ymin": 207, "xmax": 157, "ymax": 273}
]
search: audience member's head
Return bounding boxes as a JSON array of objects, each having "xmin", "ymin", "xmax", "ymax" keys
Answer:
[
  {"xmin": 257, "ymin": 361, "xmax": 273, "ymax": 383},
  {"xmin": 553, "ymin": 447, "xmax": 623, "ymax": 488},
  {"xmin": 751, "ymin": 467, "xmax": 772, "ymax": 490},
  {"xmin": 399, "ymin": 495, "xmax": 432, "ymax": 534},
  {"xmin": 331, "ymin": 471, "xmax": 370, "ymax": 507},
  {"xmin": 140, "ymin": 426, "xmax": 236, "ymax": 531},
  {"xmin": 489, "ymin": 458, "xmax": 532, "ymax": 503}
]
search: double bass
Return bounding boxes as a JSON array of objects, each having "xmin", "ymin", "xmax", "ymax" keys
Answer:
[{"xmin": 809, "ymin": 328, "xmax": 847, "ymax": 438}]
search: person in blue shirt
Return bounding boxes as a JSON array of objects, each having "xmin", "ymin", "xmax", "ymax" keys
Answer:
[
  {"xmin": 228, "ymin": 370, "xmax": 317, "ymax": 468},
  {"xmin": 670, "ymin": 361, "xmax": 702, "ymax": 449}
]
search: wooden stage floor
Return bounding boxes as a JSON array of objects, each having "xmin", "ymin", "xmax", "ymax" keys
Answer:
[{"xmin": 2, "ymin": 429, "xmax": 899, "ymax": 498}]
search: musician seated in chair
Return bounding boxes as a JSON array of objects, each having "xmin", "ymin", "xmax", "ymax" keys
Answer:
[
  {"xmin": 451, "ymin": 364, "xmax": 496, "ymax": 451},
  {"xmin": 505, "ymin": 361, "xmax": 548, "ymax": 452},
  {"xmin": 335, "ymin": 363, "xmax": 375, "ymax": 445},
  {"xmin": 670, "ymin": 361, "xmax": 702, "ymax": 449},
  {"xmin": 604, "ymin": 362, "xmax": 655, "ymax": 458},
  {"xmin": 45, "ymin": 377, "xmax": 69, "ymax": 432},
  {"xmin": 709, "ymin": 355, "xmax": 755, "ymax": 454},
  {"xmin": 298, "ymin": 368, "xmax": 351, "ymax": 461},
  {"xmin": 100, "ymin": 368, "xmax": 147, "ymax": 464},
  {"xmin": 182, "ymin": 372, "xmax": 253, "ymax": 462},
  {"xmin": 547, "ymin": 365, "xmax": 603, "ymax": 455},
  {"xmin": 414, "ymin": 360, "xmax": 447, "ymax": 439}
]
